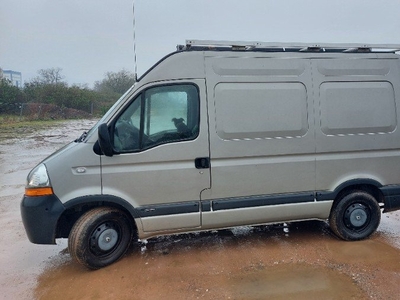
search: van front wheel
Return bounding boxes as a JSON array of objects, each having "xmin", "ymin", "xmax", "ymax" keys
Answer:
[
  {"xmin": 68, "ymin": 207, "xmax": 133, "ymax": 269},
  {"xmin": 329, "ymin": 191, "xmax": 381, "ymax": 241}
]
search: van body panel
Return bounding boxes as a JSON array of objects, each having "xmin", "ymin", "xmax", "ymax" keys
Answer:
[
  {"xmin": 45, "ymin": 142, "xmax": 101, "ymax": 203},
  {"xmin": 312, "ymin": 58, "xmax": 400, "ymax": 191},
  {"xmin": 140, "ymin": 213, "xmax": 200, "ymax": 233},
  {"xmin": 315, "ymin": 150, "xmax": 400, "ymax": 191},
  {"xmin": 202, "ymin": 200, "xmax": 333, "ymax": 230},
  {"xmin": 319, "ymin": 81, "xmax": 396, "ymax": 136},
  {"xmin": 203, "ymin": 55, "xmax": 316, "ymax": 205},
  {"xmin": 137, "ymin": 200, "xmax": 333, "ymax": 240},
  {"xmin": 313, "ymin": 58, "xmax": 400, "ymax": 152},
  {"xmin": 213, "ymin": 82, "xmax": 309, "ymax": 139},
  {"xmin": 101, "ymin": 79, "xmax": 210, "ymax": 232},
  {"xmin": 205, "ymin": 155, "xmax": 315, "ymax": 200},
  {"xmin": 140, "ymin": 51, "xmax": 205, "ymax": 83}
]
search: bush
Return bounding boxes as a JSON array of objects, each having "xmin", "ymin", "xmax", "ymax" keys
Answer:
[{"xmin": 1, "ymin": 68, "xmax": 134, "ymax": 120}]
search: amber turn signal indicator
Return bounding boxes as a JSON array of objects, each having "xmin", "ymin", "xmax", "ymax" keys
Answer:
[{"xmin": 25, "ymin": 187, "xmax": 54, "ymax": 197}]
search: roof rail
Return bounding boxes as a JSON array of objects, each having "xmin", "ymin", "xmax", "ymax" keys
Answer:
[{"xmin": 178, "ymin": 39, "xmax": 400, "ymax": 53}]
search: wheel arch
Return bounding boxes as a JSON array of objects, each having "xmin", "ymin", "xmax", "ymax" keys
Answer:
[
  {"xmin": 56, "ymin": 195, "xmax": 140, "ymax": 239},
  {"xmin": 326, "ymin": 178, "xmax": 385, "ymax": 210}
]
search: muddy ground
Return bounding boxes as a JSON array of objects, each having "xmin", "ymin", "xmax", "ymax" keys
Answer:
[{"xmin": 1, "ymin": 119, "xmax": 400, "ymax": 300}]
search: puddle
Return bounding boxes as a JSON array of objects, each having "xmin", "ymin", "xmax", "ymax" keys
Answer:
[
  {"xmin": 229, "ymin": 263, "xmax": 366, "ymax": 300},
  {"xmin": 34, "ymin": 222, "xmax": 400, "ymax": 299}
]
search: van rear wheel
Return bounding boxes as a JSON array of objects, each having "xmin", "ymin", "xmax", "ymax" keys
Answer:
[
  {"xmin": 329, "ymin": 190, "xmax": 381, "ymax": 241},
  {"xmin": 68, "ymin": 207, "xmax": 133, "ymax": 269}
]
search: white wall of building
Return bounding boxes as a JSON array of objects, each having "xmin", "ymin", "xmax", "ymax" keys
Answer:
[{"xmin": 2, "ymin": 70, "xmax": 22, "ymax": 88}]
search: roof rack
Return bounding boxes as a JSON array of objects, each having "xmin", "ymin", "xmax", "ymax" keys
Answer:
[{"xmin": 177, "ymin": 39, "xmax": 400, "ymax": 53}]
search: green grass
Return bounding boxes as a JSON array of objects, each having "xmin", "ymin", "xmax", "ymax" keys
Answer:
[
  {"xmin": 0, "ymin": 115, "xmax": 63, "ymax": 128},
  {"xmin": 0, "ymin": 115, "xmax": 65, "ymax": 141}
]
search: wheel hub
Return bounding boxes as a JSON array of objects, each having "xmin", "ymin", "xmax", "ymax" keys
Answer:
[
  {"xmin": 90, "ymin": 222, "xmax": 119, "ymax": 253},
  {"xmin": 344, "ymin": 203, "xmax": 369, "ymax": 229},
  {"xmin": 98, "ymin": 228, "xmax": 118, "ymax": 251}
]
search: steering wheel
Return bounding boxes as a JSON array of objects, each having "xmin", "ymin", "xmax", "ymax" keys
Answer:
[{"xmin": 115, "ymin": 120, "xmax": 140, "ymax": 151}]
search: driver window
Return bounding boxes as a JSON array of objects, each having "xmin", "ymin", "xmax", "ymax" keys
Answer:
[{"xmin": 113, "ymin": 84, "xmax": 199, "ymax": 152}]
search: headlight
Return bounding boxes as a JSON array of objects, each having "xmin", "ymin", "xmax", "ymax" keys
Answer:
[{"xmin": 25, "ymin": 164, "xmax": 53, "ymax": 196}]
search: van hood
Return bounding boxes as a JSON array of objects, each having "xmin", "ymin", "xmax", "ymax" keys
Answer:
[{"xmin": 40, "ymin": 141, "xmax": 78, "ymax": 166}]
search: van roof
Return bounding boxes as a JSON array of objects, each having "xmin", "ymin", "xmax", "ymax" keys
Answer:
[
  {"xmin": 138, "ymin": 40, "xmax": 400, "ymax": 82},
  {"xmin": 178, "ymin": 39, "xmax": 400, "ymax": 53}
]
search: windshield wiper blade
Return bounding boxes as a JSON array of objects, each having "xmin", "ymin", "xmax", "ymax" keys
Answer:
[{"xmin": 75, "ymin": 131, "xmax": 88, "ymax": 142}]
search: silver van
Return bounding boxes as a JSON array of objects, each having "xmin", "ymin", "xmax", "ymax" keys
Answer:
[{"xmin": 21, "ymin": 40, "xmax": 400, "ymax": 269}]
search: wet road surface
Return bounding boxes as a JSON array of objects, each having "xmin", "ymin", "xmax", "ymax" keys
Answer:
[{"xmin": 1, "ymin": 120, "xmax": 400, "ymax": 299}]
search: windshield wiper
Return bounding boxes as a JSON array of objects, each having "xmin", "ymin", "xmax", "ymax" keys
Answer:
[{"xmin": 75, "ymin": 131, "xmax": 88, "ymax": 143}]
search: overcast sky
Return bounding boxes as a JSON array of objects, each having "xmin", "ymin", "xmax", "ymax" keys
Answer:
[{"xmin": 2, "ymin": 0, "xmax": 400, "ymax": 87}]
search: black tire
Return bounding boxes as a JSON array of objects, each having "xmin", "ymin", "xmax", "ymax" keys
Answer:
[
  {"xmin": 68, "ymin": 207, "xmax": 134, "ymax": 269},
  {"xmin": 329, "ymin": 190, "xmax": 381, "ymax": 241}
]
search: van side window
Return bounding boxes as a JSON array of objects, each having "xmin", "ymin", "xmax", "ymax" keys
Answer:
[{"xmin": 113, "ymin": 84, "xmax": 199, "ymax": 152}]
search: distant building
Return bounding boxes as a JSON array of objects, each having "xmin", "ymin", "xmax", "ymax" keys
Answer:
[{"xmin": 2, "ymin": 69, "xmax": 22, "ymax": 87}]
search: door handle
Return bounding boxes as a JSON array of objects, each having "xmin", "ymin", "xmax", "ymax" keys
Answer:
[{"xmin": 195, "ymin": 157, "xmax": 210, "ymax": 169}]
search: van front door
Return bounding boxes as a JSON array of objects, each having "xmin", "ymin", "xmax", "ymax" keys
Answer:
[{"xmin": 101, "ymin": 80, "xmax": 210, "ymax": 233}]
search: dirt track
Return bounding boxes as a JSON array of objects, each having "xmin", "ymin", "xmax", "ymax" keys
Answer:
[{"xmin": 1, "ymin": 120, "xmax": 400, "ymax": 299}]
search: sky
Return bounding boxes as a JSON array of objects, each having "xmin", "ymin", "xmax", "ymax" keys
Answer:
[{"xmin": 2, "ymin": 0, "xmax": 400, "ymax": 87}]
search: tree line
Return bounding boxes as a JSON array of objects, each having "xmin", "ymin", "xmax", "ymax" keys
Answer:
[{"xmin": 0, "ymin": 68, "xmax": 135, "ymax": 118}]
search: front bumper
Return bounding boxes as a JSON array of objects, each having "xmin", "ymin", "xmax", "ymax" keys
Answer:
[{"xmin": 20, "ymin": 194, "xmax": 65, "ymax": 244}]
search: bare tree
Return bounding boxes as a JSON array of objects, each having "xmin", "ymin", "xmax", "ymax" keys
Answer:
[
  {"xmin": 94, "ymin": 69, "xmax": 135, "ymax": 95},
  {"xmin": 34, "ymin": 67, "xmax": 65, "ymax": 85}
]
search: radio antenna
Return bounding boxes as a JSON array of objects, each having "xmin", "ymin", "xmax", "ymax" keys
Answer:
[{"xmin": 132, "ymin": 0, "xmax": 138, "ymax": 81}]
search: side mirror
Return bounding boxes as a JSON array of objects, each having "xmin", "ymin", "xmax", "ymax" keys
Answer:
[{"xmin": 98, "ymin": 123, "xmax": 114, "ymax": 157}]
